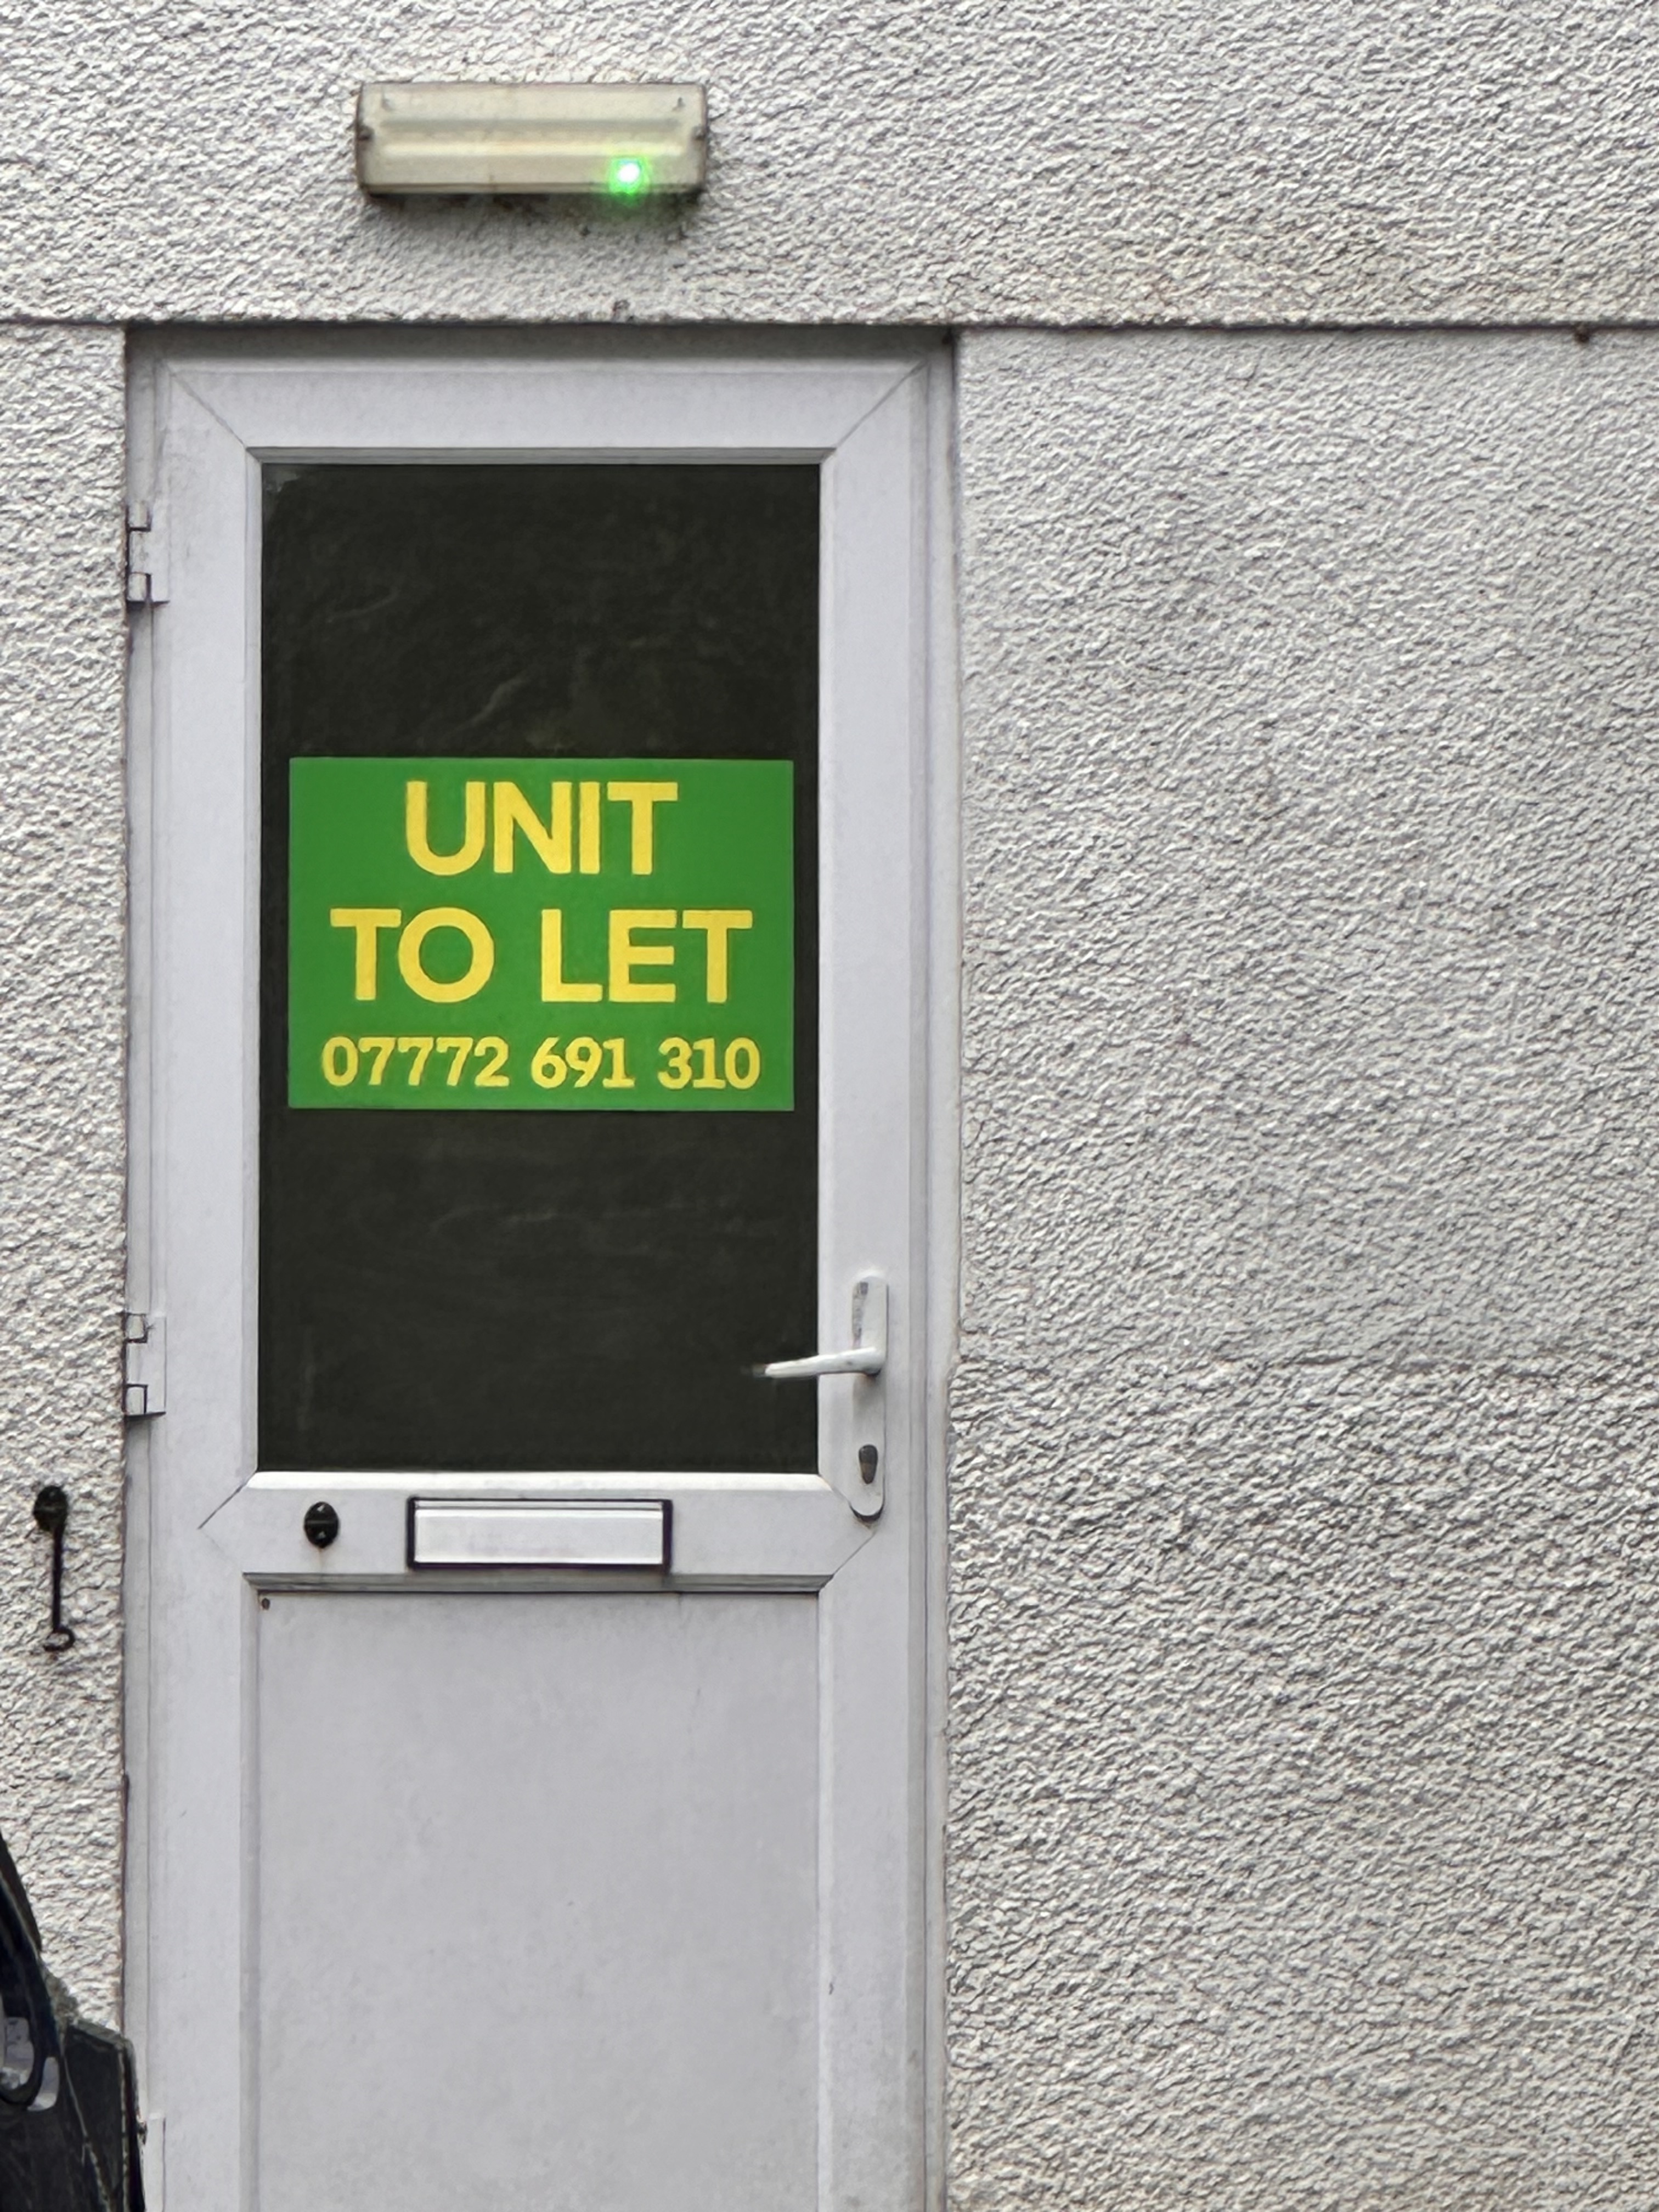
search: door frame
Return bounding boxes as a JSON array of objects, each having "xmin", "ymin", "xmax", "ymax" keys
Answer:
[{"xmin": 122, "ymin": 329, "xmax": 958, "ymax": 2212}]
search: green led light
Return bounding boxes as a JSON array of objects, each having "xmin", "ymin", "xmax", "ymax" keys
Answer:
[{"xmin": 607, "ymin": 155, "xmax": 649, "ymax": 196}]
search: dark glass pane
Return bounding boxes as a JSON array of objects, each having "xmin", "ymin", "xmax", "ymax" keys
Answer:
[{"xmin": 259, "ymin": 464, "xmax": 819, "ymax": 1471}]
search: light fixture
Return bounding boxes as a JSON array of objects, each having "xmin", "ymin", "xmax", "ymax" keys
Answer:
[{"xmin": 356, "ymin": 82, "xmax": 706, "ymax": 197}]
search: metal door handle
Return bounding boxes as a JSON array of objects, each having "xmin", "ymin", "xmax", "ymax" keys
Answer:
[{"xmin": 760, "ymin": 1276, "xmax": 886, "ymax": 1380}]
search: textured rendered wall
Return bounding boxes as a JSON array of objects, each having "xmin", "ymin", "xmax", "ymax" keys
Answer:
[
  {"xmin": 1, "ymin": 1, "xmax": 1657, "ymax": 325},
  {"xmin": 950, "ymin": 327, "xmax": 1659, "ymax": 2208},
  {"xmin": 0, "ymin": 325, "xmax": 128, "ymax": 2018},
  {"xmin": 4, "ymin": 12, "xmax": 1659, "ymax": 2172}
]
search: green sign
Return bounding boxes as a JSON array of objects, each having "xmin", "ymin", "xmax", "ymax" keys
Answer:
[{"xmin": 289, "ymin": 757, "xmax": 794, "ymax": 1110}]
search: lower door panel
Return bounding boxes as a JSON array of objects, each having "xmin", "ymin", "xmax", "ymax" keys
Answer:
[{"xmin": 255, "ymin": 1590, "xmax": 818, "ymax": 2212}]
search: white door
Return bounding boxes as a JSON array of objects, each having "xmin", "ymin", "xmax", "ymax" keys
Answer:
[{"xmin": 125, "ymin": 340, "xmax": 946, "ymax": 2212}]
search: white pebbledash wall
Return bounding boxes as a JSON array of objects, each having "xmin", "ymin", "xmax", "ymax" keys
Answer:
[
  {"xmin": 950, "ymin": 330, "xmax": 1659, "ymax": 2207},
  {"xmin": 3, "ymin": 7, "xmax": 1658, "ymax": 2204},
  {"xmin": 0, "ymin": 326, "xmax": 128, "ymax": 2019}
]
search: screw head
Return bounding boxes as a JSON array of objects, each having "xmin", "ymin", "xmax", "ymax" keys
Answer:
[{"xmin": 303, "ymin": 1500, "xmax": 341, "ymax": 1550}]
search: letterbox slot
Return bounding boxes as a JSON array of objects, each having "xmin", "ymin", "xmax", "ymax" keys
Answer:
[{"xmin": 408, "ymin": 1498, "xmax": 670, "ymax": 1571}]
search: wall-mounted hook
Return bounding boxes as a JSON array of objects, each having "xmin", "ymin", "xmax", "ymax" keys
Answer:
[{"xmin": 31, "ymin": 1488, "xmax": 74, "ymax": 1652}]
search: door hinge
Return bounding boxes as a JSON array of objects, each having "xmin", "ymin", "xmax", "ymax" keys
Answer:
[
  {"xmin": 126, "ymin": 501, "xmax": 168, "ymax": 606},
  {"xmin": 123, "ymin": 1312, "xmax": 166, "ymax": 1418}
]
